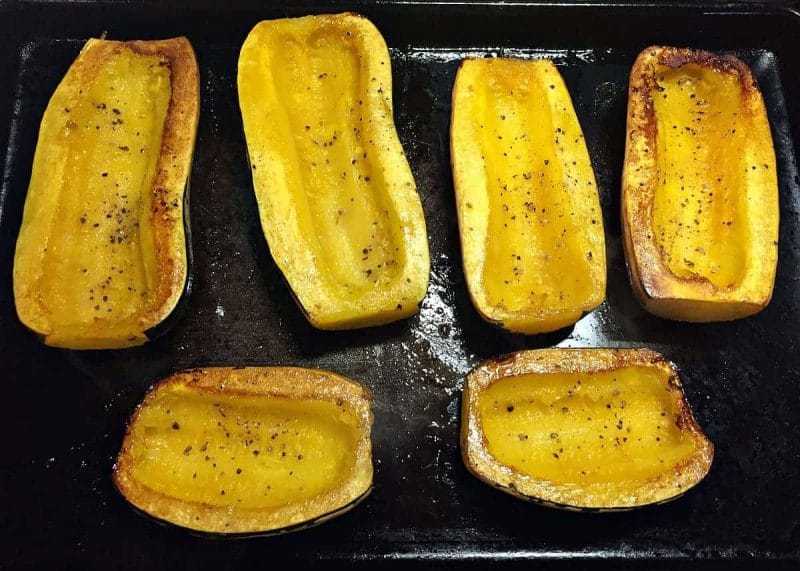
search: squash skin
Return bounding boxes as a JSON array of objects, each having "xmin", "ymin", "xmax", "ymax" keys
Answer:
[
  {"xmin": 461, "ymin": 348, "xmax": 714, "ymax": 511},
  {"xmin": 450, "ymin": 58, "xmax": 606, "ymax": 335},
  {"xmin": 622, "ymin": 47, "xmax": 779, "ymax": 322},
  {"xmin": 12, "ymin": 37, "xmax": 199, "ymax": 349},
  {"xmin": 237, "ymin": 13, "xmax": 430, "ymax": 330},
  {"xmin": 113, "ymin": 367, "xmax": 373, "ymax": 536}
]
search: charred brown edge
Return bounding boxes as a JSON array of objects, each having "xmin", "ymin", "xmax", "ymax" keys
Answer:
[
  {"xmin": 620, "ymin": 66, "xmax": 649, "ymax": 307},
  {"xmin": 132, "ymin": 37, "xmax": 198, "ymax": 339},
  {"xmin": 654, "ymin": 47, "xmax": 759, "ymax": 95},
  {"xmin": 144, "ymin": 175, "xmax": 192, "ymax": 341},
  {"xmin": 490, "ymin": 352, "xmax": 518, "ymax": 367},
  {"xmin": 462, "ymin": 348, "xmax": 713, "ymax": 510},
  {"xmin": 626, "ymin": 46, "xmax": 762, "ymax": 294}
]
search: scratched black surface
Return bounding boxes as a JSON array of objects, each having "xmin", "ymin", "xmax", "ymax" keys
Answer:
[{"xmin": 0, "ymin": 1, "xmax": 799, "ymax": 569}]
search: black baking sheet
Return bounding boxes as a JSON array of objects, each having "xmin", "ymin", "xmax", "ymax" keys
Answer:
[{"xmin": 1, "ymin": 1, "xmax": 799, "ymax": 568}]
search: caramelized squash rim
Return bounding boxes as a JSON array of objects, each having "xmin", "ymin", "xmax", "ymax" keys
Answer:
[
  {"xmin": 461, "ymin": 348, "xmax": 714, "ymax": 511},
  {"xmin": 13, "ymin": 37, "xmax": 199, "ymax": 348},
  {"xmin": 113, "ymin": 367, "xmax": 373, "ymax": 535},
  {"xmin": 621, "ymin": 46, "xmax": 778, "ymax": 320}
]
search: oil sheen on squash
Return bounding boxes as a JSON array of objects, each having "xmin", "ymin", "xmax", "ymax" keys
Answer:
[
  {"xmin": 37, "ymin": 50, "xmax": 168, "ymax": 327},
  {"xmin": 451, "ymin": 58, "xmax": 605, "ymax": 334},
  {"xmin": 652, "ymin": 64, "xmax": 748, "ymax": 288},
  {"xmin": 238, "ymin": 14, "xmax": 429, "ymax": 329},
  {"xmin": 114, "ymin": 367, "xmax": 373, "ymax": 534},
  {"xmin": 13, "ymin": 38, "xmax": 198, "ymax": 348},
  {"xmin": 622, "ymin": 47, "xmax": 778, "ymax": 322},
  {"xmin": 128, "ymin": 389, "xmax": 361, "ymax": 510},
  {"xmin": 478, "ymin": 368, "xmax": 694, "ymax": 485}
]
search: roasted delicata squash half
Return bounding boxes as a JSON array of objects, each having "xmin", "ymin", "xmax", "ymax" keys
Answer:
[
  {"xmin": 13, "ymin": 37, "xmax": 199, "ymax": 349},
  {"xmin": 461, "ymin": 348, "xmax": 713, "ymax": 510},
  {"xmin": 114, "ymin": 367, "xmax": 373, "ymax": 535},
  {"xmin": 238, "ymin": 13, "xmax": 430, "ymax": 330},
  {"xmin": 450, "ymin": 58, "xmax": 606, "ymax": 335},
  {"xmin": 622, "ymin": 46, "xmax": 779, "ymax": 321}
]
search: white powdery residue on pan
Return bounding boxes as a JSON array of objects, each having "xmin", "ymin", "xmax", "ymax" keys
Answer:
[{"xmin": 411, "ymin": 259, "xmax": 475, "ymax": 383}]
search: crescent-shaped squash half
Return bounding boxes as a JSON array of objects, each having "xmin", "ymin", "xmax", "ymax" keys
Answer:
[
  {"xmin": 450, "ymin": 58, "xmax": 606, "ymax": 334},
  {"xmin": 461, "ymin": 348, "xmax": 713, "ymax": 510},
  {"xmin": 238, "ymin": 13, "xmax": 430, "ymax": 330},
  {"xmin": 114, "ymin": 367, "xmax": 373, "ymax": 535},
  {"xmin": 622, "ymin": 46, "xmax": 779, "ymax": 321},
  {"xmin": 13, "ymin": 37, "xmax": 199, "ymax": 349}
]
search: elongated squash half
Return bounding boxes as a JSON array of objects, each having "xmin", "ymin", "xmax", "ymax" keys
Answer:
[
  {"xmin": 622, "ymin": 47, "xmax": 779, "ymax": 321},
  {"xmin": 461, "ymin": 349, "xmax": 713, "ymax": 511},
  {"xmin": 113, "ymin": 367, "xmax": 373, "ymax": 535},
  {"xmin": 450, "ymin": 58, "xmax": 606, "ymax": 335},
  {"xmin": 13, "ymin": 37, "xmax": 199, "ymax": 349},
  {"xmin": 238, "ymin": 13, "xmax": 430, "ymax": 330}
]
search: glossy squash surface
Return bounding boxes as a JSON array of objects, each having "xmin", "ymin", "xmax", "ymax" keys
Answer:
[
  {"xmin": 461, "ymin": 349, "xmax": 713, "ymax": 510},
  {"xmin": 450, "ymin": 58, "xmax": 605, "ymax": 334},
  {"xmin": 114, "ymin": 367, "xmax": 373, "ymax": 535},
  {"xmin": 13, "ymin": 37, "xmax": 199, "ymax": 349},
  {"xmin": 622, "ymin": 47, "xmax": 778, "ymax": 321},
  {"xmin": 238, "ymin": 13, "xmax": 430, "ymax": 329}
]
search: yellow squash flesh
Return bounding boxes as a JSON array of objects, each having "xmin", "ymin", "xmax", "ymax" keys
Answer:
[
  {"xmin": 622, "ymin": 47, "xmax": 779, "ymax": 321},
  {"xmin": 13, "ymin": 37, "xmax": 199, "ymax": 349},
  {"xmin": 238, "ymin": 13, "xmax": 430, "ymax": 330},
  {"xmin": 461, "ymin": 349, "xmax": 713, "ymax": 510},
  {"xmin": 450, "ymin": 58, "xmax": 606, "ymax": 334},
  {"xmin": 113, "ymin": 367, "xmax": 373, "ymax": 535}
]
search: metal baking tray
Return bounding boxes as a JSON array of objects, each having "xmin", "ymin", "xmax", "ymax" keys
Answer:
[{"xmin": 1, "ymin": 0, "xmax": 799, "ymax": 568}]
